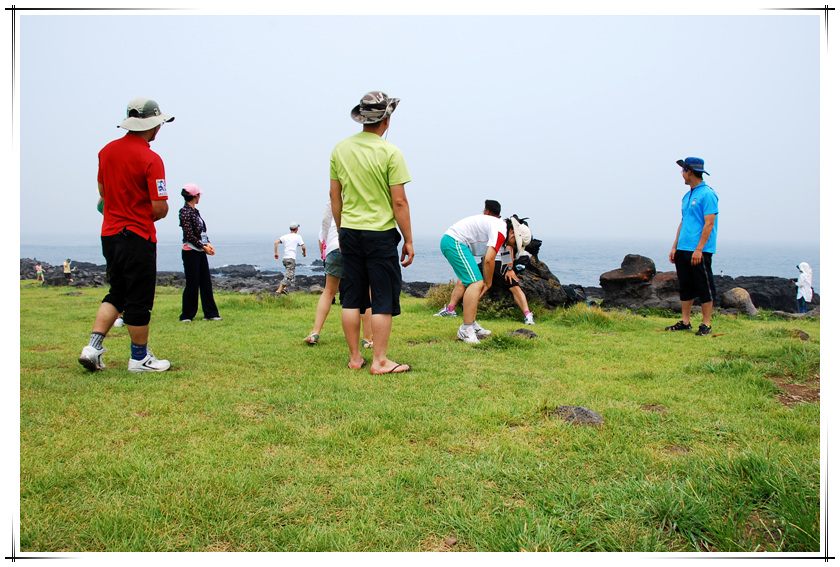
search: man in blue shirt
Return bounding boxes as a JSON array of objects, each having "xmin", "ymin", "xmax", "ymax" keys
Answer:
[{"xmin": 667, "ymin": 157, "xmax": 719, "ymax": 336}]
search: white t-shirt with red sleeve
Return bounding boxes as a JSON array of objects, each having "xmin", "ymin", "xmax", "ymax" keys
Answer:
[{"xmin": 444, "ymin": 214, "xmax": 507, "ymax": 257}]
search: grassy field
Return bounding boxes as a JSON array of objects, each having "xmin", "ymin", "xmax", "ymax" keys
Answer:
[{"xmin": 19, "ymin": 282, "xmax": 821, "ymax": 553}]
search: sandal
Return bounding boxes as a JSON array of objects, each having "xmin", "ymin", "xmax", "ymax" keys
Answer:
[
  {"xmin": 362, "ymin": 339, "xmax": 373, "ymax": 349},
  {"xmin": 371, "ymin": 363, "xmax": 412, "ymax": 375},
  {"xmin": 304, "ymin": 332, "xmax": 319, "ymax": 344}
]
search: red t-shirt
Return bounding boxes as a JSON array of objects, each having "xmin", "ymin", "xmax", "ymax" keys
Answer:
[{"xmin": 97, "ymin": 133, "xmax": 168, "ymax": 242}]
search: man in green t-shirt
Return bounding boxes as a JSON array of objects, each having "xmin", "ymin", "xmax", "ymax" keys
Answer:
[{"xmin": 329, "ymin": 91, "xmax": 414, "ymax": 375}]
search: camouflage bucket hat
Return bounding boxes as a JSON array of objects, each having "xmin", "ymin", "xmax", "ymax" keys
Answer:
[
  {"xmin": 351, "ymin": 91, "xmax": 400, "ymax": 124},
  {"xmin": 118, "ymin": 97, "xmax": 174, "ymax": 131}
]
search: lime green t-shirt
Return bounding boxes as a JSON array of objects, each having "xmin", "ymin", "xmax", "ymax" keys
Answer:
[{"xmin": 329, "ymin": 131, "xmax": 411, "ymax": 232}]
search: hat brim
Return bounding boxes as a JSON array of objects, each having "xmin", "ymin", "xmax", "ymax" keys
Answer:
[
  {"xmin": 119, "ymin": 114, "xmax": 174, "ymax": 131},
  {"xmin": 511, "ymin": 217, "xmax": 524, "ymax": 255},
  {"xmin": 676, "ymin": 159, "xmax": 709, "ymax": 175},
  {"xmin": 351, "ymin": 98, "xmax": 400, "ymax": 124}
]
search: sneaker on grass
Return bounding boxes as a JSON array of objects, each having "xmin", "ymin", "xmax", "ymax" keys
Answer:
[
  {"xmin": 128, "ymin": 349, "xmax": 171, "ymax": 373},
  {"xmin": 665, "ymin": 320, "xmax": 692, "ymax": 331},
  {"xmin": 695, "ymin": 324, "xmax": 712, "ymax": 336},
  {"xmin": 457, "ymin": 325, "xmax": 481, "ymax": 344},
  {"xmin": 78, "ymin": 345, "xmax": 108, "ymax": 371},
  {"xmin": 524, "ymin": 313, "xmax": 535, "ymax": 325},
  {"xmin": 472, "ymin": 322, "xmax": 491, "ymax": 339},
  {"xmin": 434, "ymin": 306, "xmax": 457, "ymax": 317}
]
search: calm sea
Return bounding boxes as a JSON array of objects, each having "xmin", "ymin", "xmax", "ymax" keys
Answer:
[{"xmin": 20, "ymin": 236, "xmax": 821, "ymax": 294}]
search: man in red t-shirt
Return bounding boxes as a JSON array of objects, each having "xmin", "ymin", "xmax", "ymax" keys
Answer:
[{"xmin": 79, "ymin": 97, "xmax": 174, "ymax": 373}]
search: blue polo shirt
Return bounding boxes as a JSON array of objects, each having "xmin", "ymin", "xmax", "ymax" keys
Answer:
[{"xmin": 677, "ymin": 182, "xmax": 719, "ymax": 254}]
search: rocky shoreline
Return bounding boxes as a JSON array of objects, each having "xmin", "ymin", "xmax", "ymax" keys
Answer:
[{"xmin": 20, "ymin": 255, "xmax": 818, "ymax": 316}]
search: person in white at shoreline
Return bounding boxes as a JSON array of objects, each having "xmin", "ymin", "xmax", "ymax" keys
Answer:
[
  {"xmin": 793, "ymin": 262, "xmax": 813, "ymax": 314},
  {"xmin": 274, "ymin": 223, "xmax": 306, "ymax": 295}
]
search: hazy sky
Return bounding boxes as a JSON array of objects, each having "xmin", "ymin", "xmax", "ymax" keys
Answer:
[{"xmin": 14, "ymin": 3, "xmax": 827, "ymax": 253}]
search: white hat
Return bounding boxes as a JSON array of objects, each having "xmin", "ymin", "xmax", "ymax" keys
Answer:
[
  {"xmin": 511, "ymin": 216, "xmax": 532, "ymax": 255},
  {"xmin": 118, "ymin": 97, "xmax": 174, "ymax": 131}
]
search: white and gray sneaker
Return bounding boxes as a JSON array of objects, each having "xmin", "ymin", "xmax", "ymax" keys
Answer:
[
  {"xmin": 79, "ymin": 345, "xmax": 108, "ymax": 371},
  {"xmin": 472, "ymin": 322, "xmax": 491, "ymax": 339},
  {"xmin": 434, "ymin": 306, "xmax": 457, "ymax": 317},
  {"xmin": 457, "ymin": 325, "xmax": 481, "ymax": 344},
  {"xmin": 128, "ymin": 349, "xmax": 171, "ymax": 373},
  {"xmin": 524, "ymin": 313, "xmax": 535, "ymax": 325}
]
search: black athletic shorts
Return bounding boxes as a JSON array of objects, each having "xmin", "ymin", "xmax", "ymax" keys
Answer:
[
  {"xmin": 338, "ymin": 227, "xmax": 402, "ymax": 316},
  {"xmin": 101, "ymin": 229, "xmax": 158, "ymax": 327},
  {"xmin": 673, "ymin": 249, "xmax": 716, "ymax": 304},
  {"xmin": 479, "ymin": 261, "xmax": 520, "ymax": 291}
]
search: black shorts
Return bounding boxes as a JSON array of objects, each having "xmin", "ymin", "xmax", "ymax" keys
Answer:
[
  {"xmin": 101, "ymin": 229, "xmax": 158, "ymax": 326},
  {"xmin": 337, "ymin": 228, "xmax": 402, "ymax": 316},
  {"xmin": 479, "ymin": 261, "xmax": 520, "ymax": 291},
  {"xmin": 673, "ymin": 249, "xmax": 716, "ymax": 304}
]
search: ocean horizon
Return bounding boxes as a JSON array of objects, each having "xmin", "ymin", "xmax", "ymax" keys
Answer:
[
  {"xmin": 20, "ymin": 236, "xmax": 820, "ymax": 293},
  {"xmin": 20, "ymin": 235, "xmax": 821, "ymax": 294}
]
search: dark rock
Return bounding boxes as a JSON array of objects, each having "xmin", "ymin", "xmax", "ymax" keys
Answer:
[
  {"xmin": 401, "ymin": 281, "xmax": 437, "ymax": 298},
  {"xmin": 720, "ymin": 287, "xmax": 758, "ymax": 316},
  {"xmin": 791, "ymin": 329, "xmax": 810, "ymax": 341},
  {"xmin": 714, "ymin": 275, "xmax": 820, "ymax": 313},
  {"xmin": 509, "ymin": 328, "xmax": 537, "ymax": 339},
  {"xmin": 484, "ymin": 255, "xmax": 580, "ymax": 309},
  {"xmin": 600, "ymin": 255, "xmax": 681, "ymax": 311},
  {"xmin": 209, "ymin": 264, "xmax": 258, "ymax": 278},
  {"xmin": 550, "ymin": 406, "xmax": 604, "ymax": 426},
  {"xmin": 599, "ymin": 255, "xmax": 819, "ymax": 314}
]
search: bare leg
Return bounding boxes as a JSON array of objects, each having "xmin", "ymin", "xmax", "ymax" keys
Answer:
[
  {"xmin": 342, "ymin": 308, "xmax": 364, "ymax": 369},
  {"xmin": 680, "ymin": 300, "xmax": 693, "ymax": 325},
  {"xmin": 700, "ymin": 301, "xmax": 713, "ymax": 327},
  {"xmin": 362, "ymin": 308, "xmax": 373, "ymax": 344},
  {"xmin": 369, "ymin": 314, "xmax": 410, "ymax": 374},
  {"xmin": 462, "ymin": 281, "xmax": 484, "ymax": 326},
  {"xmin": 310, "ymin": 275, "xmax": 340, "ymax": 335},
  {"xmin": 92, "ymin": 302, "xmax": 121, "ymax": 335},
  {"xmin": 510, "ymin": 286, "xmax": 530, "ymax": 314},
  {"xmin": 449, "ymin": 280, "xmax": 466, "ymax": 308}
]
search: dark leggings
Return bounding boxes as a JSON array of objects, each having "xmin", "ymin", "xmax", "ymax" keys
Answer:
[{"xmin": 180, "ymin": 249, "xmax": 219, "ymax": 320}]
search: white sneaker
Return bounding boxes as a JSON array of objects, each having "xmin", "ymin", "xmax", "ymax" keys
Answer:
[
  {"xmin": 79, "ymin": 345, "xmax": 107, "ymax": 371},
  {"xmin": 128, "ymin": 349, "xmax": 171, "ymax": 373},
  {"xmin": 524, "ymin": 313, "xmax": 535, "ymax": 325},
  {"xmin": 472, "ymin": 322, "xmax": 491, "ymax": 339},
  {"xmin": 113, "ymin": 317, "xmax": 125, "ymax": 327},
  {"xmin": 457, "ymin": 325, "xmax": 481, "ymax": 344},
  {"xmin": 434, "ymin": 306, "xmax": 457, "ymax": 317}
]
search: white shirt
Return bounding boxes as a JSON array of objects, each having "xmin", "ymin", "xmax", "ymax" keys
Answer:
[
  {"xmin": 318, "ymin": 202, "xmax": 340, "ymax": 259},
  {"xmin": 279, "ymin": 232, "xmax": 305, "ymax": 260},
  {"xmin": 445, "ymin": 214, "xmax": 507, "ymax": 257}
]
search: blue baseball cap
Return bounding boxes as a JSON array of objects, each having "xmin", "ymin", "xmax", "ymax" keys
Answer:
[{"xmin": 676, "ymin": 157, "xmax": 710, "ymax": 175}]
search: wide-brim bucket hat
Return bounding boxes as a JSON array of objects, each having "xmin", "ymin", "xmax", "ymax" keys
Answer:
[
  {"xmin": 511, "ymin": 217, "xmax": 532, "ymax": 255},
  {"xmin": 676, "ymin": 157, "xmax": 710, "ymax": 175},
  {"xmin": 351, "ymin": 91, "xmax": 400, "ymax": 124},
  {"xmin": 119, "ymin": 97, "xmax": 174, "ymax": 131}
]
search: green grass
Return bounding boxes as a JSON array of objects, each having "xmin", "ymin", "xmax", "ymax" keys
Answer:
[{"xmin": 19, "ymin": 282, "xmax": 821, "ymax": 552}]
